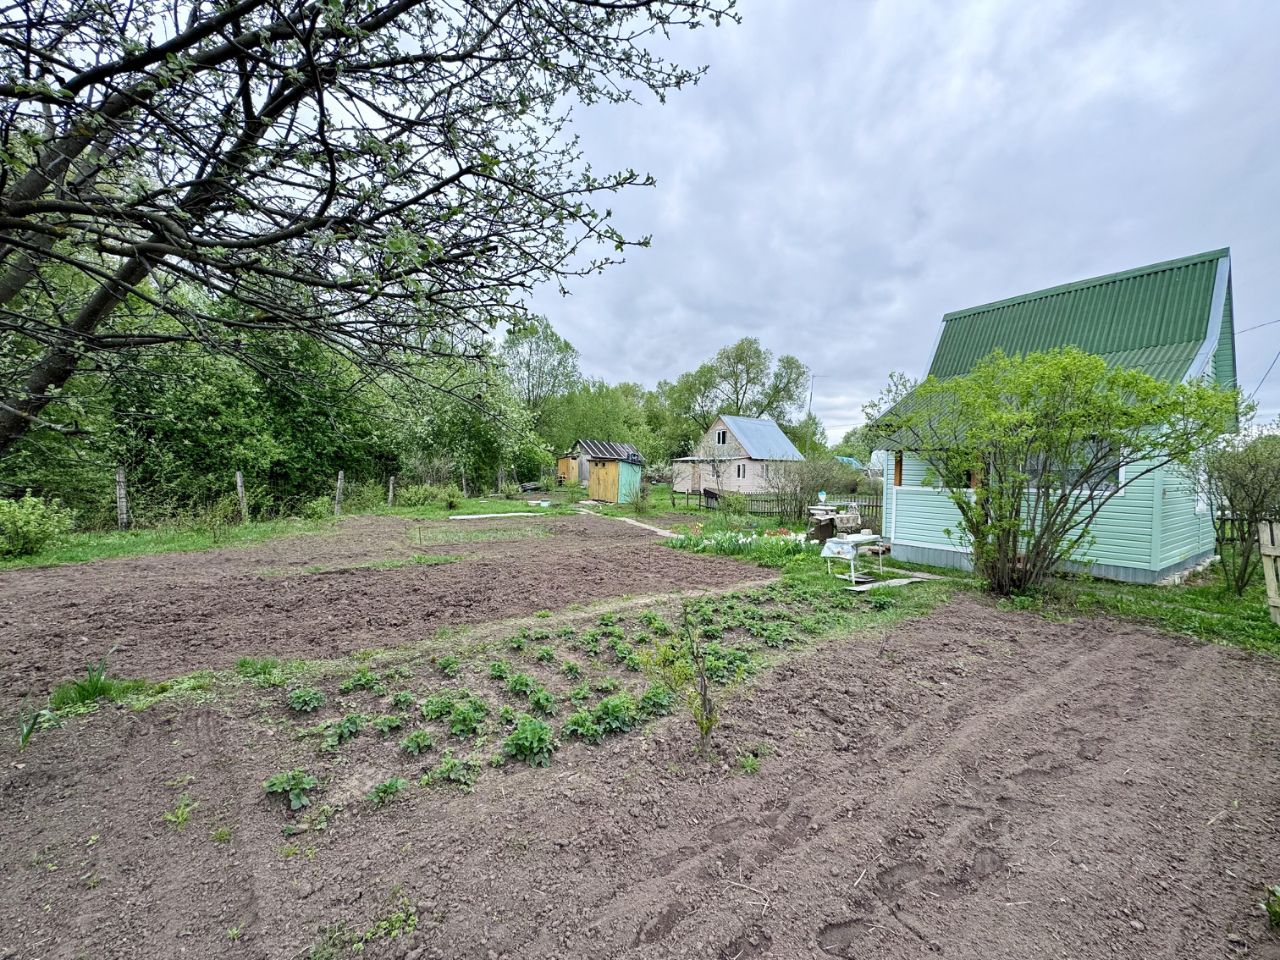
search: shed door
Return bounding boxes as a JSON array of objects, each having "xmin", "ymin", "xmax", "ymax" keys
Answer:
[{"xmin": 589, "ymin": 460, "xmax": 618, "ymax": 502}]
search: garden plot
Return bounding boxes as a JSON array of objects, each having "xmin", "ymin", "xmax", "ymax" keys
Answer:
[{"xmin": 0, "ymin": 512, "xmax": 768, "ymax": 708}]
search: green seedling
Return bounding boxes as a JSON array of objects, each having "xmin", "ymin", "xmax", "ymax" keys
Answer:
[
  {"xmin": 399, "ymin": 730, "xmax": 435, "ymax": 756},
  {"xmin": 286, "ymin": 687, "xmax": 325, "ymax": 713},
  {"xmin": 561, "ymin": 709, "xmax": 604, "ymax": 745},
  {"xmin": 506, "ymin": 672, "xmax": 537, "ymax": 697},
  {"xmin": 163, "ymin": 793, "xmax": 199, "ymax": 829},
  {"xmin": 264, "ymin": 769, "xmax": 320, "ymax": 810},
  {"xmin": 502, "ymin": 714, "xmax": 556, "ymax": 767},
  {"xmin": 367, "ymin": 777, "xmax": 409, "ymax": 808},
  {"xmin": 390, "ymin": 690, "xmax": 417, "ymax": 710},
  {"xmin": 569, "ymin": 681, "xmax": 592, "ymax": 704}
]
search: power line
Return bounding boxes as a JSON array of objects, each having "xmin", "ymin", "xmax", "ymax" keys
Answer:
[
  {"xmin": 1238, "ymin": 318, "xmax": 1280, "ymax": 335},
  {"xmin": 1252, "ymin": 344, "xmax": 1280, "ymax": 398}
]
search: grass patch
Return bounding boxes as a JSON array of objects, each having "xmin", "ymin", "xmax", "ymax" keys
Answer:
[{"xmin": 0, "ymin": 517, "xmax": 335, "ymax": 571}]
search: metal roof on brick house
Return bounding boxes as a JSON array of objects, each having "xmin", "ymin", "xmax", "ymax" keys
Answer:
[
  {"xmin": 928, "ymin": 248, "xmax": 1236, "ymax": 387},
  {"xmin": 567, "ymin": 439, "xmax": 644, "ymax": 463},
  {"xmin": 719, "ymin": 415, "xmax": 804, "ymax": 461}
]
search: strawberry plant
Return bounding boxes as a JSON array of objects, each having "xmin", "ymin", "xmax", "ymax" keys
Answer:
[
  {"xmin": 640, "ymin": 611, "xmax": 673, "ymax": 636},
  {"xmin": 561, "ymin": 660, "xmax": 583, "ymax": 680},
  {"xmin": 528, "ymin": 687, "xmax": 556, "ymax": 717},
  {"xmin": 399, "ymin": 730, "xmax": 434, "ymax": 756},
  {"xmin": 597, "ymin": 613, "xmax": 618, "ymax": 627},
  {"xmin": 287, "ymin": 687, "xmax": 325, "ymax": 713},
  {"xmin": 447, "ymin": 696, "xmax": 488, "ymax": 736},
  {"xmin": 322, "ymin": 713, "xmax": 365, "ymax": 749},
  {"xmin": 1263, "ymin": 885, "xmax": 1280, "ymax": 928},
  {"xmin": 593, "ymin": 677, "xmax": 620, "ymax": 694},
  {"xmin": 436, "ymin": 655, "xmax": 460, "ymax": 678},
  {"xmin": 420, "ymin": 691, "xmax": 456, "ymax": 720},
  {"xmin": 577, "ymin": 630, "xmax": 601, "ymax": 656},
  {"xmin": 422, "ymin": 752, "xmax": 482, "ymax": 791},
  {"xmin": 264, "ymin": 769, "xmax": 320, "ymax": 810},
  {"xmin": 487, "ymin": 660, "xmax": 510, "ymax": 680},
  {"xmin": 592, "ymin": 693, "xmax": 638, "ymax": 734},
  {"xmin": 371, "ymin": 714, "xmax": 405, "ymax": 736},
  {"xmin": 367, "ymin": 777, "xmax": 409, "ymax": 808},
  {"xmin": 507, "ymin": 630, "xmax": 529, "ymax": 651},
  {"xmin": 498, "ymin": 704, "xmax": 517, "ymax": 725},
  {"xmin": 339, "ymin": 666, "xmax": 383, "ymax": 694},
  {"xmin": 569, "ymin": 682, "xmax": 592, "ymax": 704},
  {"xmin": 534, "ymin": 645, "xmax": 556, "ymax": 664},
  {"xmin": 389, "ymin": 690, "xmax": 417, "ymax": 710},
  {"xmin": 502, "ymin": 714, "xmax": 556, "ymax": 767},
  {"xmin": 506, "ymin": 672, "xmax": 537, "ymax": 697},
  {"xmin": 561, "ymin": 709, "xmax": 604, "ymax": 744},
  {"xmin": 638, "ymin": 683, "xmax": 675, "ymax": 718}
]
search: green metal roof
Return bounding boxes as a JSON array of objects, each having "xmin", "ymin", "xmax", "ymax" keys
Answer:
[{"xmin": 928, "ymin": 248, "xmax": 1232, "ymax": 382}]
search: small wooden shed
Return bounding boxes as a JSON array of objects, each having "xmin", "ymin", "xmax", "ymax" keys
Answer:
[{"xmin": 556, "ymin": 439, "xmax": 644, "ymax": 503}]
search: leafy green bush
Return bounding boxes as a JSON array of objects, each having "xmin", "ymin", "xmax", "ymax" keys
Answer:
[
  {"xmin": 561, "ymin": 709, "xmax": 604, "ymax": 744},
  {"xmin": 502, "ymin": 714, "xmax": 556, "ymax": 767},
  {"xmin": 264, "ymin": 769, "xmax": 320, "ymax": 810},
  {"xmin": 0, "ymin": 492, "xmax": 73, "ymax": 558},
  {"xmin": 301, "ymin": 495, "xmax": 332, "ymax": 520},
  {"xmin": 287, "ymin": 687, "xmax": 326, "ymax": 713},
  {"xmin": 399, "ymin": 730, "xmax": 435, "ymax": 756},
  {"xmin": 569, "ymin": 682, "xmax": 592, "ymax": 704},
  {"xmin": 592, "ymin": 693, "xmax": 638, "ymax": 734}
]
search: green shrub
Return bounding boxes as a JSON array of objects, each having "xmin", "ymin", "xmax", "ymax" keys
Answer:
[
  {"xmin": 1262, "ymin": 885, "xmax": 1280, "ymax": 928},
  {"xmin": 301, "ymin": 495, "xmax": 332, "ymax": 520},
  {"xmin": 502, "ymin": 714, "xmax": 556, "ymax": 767},
  {"xmin": 399, "ymin": 730, "xmax": 435, "ymax": 756},
  {"xmin": 561, "ymin": 709, "xmax": 604, "ymax": 744},
  {"xmin": 592, "ymin": 693, "xmax": 638, "ymax": 734},
  {"xmin": 264, "ymin": 769, "xmax": 320, "ymax": 810},
  {"xmin": 287, "ymin": 687, "xmax": 326, "ymax": 713},
  {"xmin": 0, "ymin": 492, "xmax": 73, "ymax": 558}
]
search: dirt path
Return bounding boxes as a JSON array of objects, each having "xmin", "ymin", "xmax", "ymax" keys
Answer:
[
  {"xmin": 0, "ymin": 513, "xmax": 764, "ymax": 704},
  {"xmin": 1, "ymin": 594, "xmax": 1276, "ymax": 959}
]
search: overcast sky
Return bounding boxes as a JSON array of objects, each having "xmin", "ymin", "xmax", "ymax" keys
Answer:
[{"xmin": 528, "ymin": 0, "xmax": 1280, "ymax": 440}]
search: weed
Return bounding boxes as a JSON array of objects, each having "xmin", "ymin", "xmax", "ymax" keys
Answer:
[
  {"xmin": 447, "ymin": 695, "xmax": 488, "ymax": 737},
  {"xmin": 286, "ymin": 687, "xmax": 326, "ymax": 713},
  {"xmin": 420, "ymin": 691, "xmax": 456, "ymax": 720},
  {"xmin": 737, "ymin": 743, "xmax": 770, "ymax": 774},
  {"xmin": 592, "ymin": 693, "xmax": 639, "ymax": 734},
  {"xmin": 389, "ymin": 690, "xmax": 417, "ymax": 710},
  {"xmin": 528, "ymin": 687, "xmax": 556, "ymax": 717},
  {"xmin": 488, "ymin": 660, "xmax": 511, "ymax": 680},
  {"xmin": 1262, "ymin": 885, "xmax": 1280, "ymax": 928},
  {"xmin": 279, "ymin": 842, "xmax": 301, "ymax": 858},
  {"xmin": 362, "ymin": 892, "xmax": 418, "ymax": 943},
  {"xmin": 399, "ymin": 730, "xmax": 435, "ymax": 756},
  {"xmin": 370, "ymin": 714, "xmax": 405, "ymax": 736},
  {"xmin": 210, "ymin": 826, "xmax": 233, "ymax": 843},
  {"xmin": 866, "ymin": 589, "xmax": 898, "ymax": 611},
  {"xmin": 638, "ymin": 683, "xmax": 675, "ymax": 718},
  {"xmin": 18, "ymin": 706, "xmax": 40, "ymax": 749},
  {"xmin": 235, "ymin": 656, "xmax": 291, "ymax": 687},
  {"xmin": 227, "ymin": 925, "xmax": 242, "ymax": 942},
  {"xmin": 502, "ymin": 714, "xmax": 556, "ymax": 767},
  {"xmin": 367, "ymin": 777, "xmax": 409, "ymax": 808},
  {"xmin": 506, "ymin": 672, "xmax": 538, "ymax": 697},
  {"xmin": 48, "ymin": 657, "xmax": 119, "ymax": 710},
  {"xmin": 163, "ymin": 793, "xmax": 199, "ymax": 829},
  {"xmin": 534, "ymin": 610, "xmax": 552, "ymax": 618},
  {"xmin": 437, "ymin": 655, "xmax": 461, "ymax": 678},
  {"xmin": 322, "ymin": 713, "xmax": 365, "ymax": 749},
  {"xmin": 338, "ymin": 666, "xmax": 383, "ymax": 694},
  {"xmin": 534, "ymin": 645, "xmax": 556, "ymax": 664},
  {"xmin": 561, "ymin": 660, "xmax": 583, "ymax": 680},
  {"xmin": 561, "ymin": 709, "xmax": 604, "ymax": 744},
  {"xmin": 421, "ymin": 752, "xmax": 482, "ymax": 791},
  {"xmin": 264, "ymin": 769, "xmax": 320, "ymax": 810}
]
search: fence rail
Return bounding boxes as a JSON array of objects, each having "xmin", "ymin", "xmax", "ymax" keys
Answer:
[{"xmin": 672, "ymin": 489, "xmax": 884, "ymax": 534}]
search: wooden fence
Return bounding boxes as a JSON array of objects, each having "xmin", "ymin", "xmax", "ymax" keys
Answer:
[
  {"xmin": 1260, "ymin": 521, "xmax": 1280, "ymax": 626},
  {"xmin": 674, "ymin": 490, "xmax": 884, "ymax": 534}
]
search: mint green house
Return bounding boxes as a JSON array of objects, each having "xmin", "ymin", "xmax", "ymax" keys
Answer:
[{"xmin": 879, "ymin": 249, "xmax": 1237, "ymax": 584}]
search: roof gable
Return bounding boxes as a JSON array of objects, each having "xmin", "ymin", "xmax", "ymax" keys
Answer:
[
  {"xmin": 719, "ymin": 415, "xmax": 804, "ymax": 461},
  {"xmin": 569, "ymin": 438, "xmax": 644, "ymax": 462},
  {"xmin": 929, "ymin": 248, "xmax": 1233, "ymax": 383}
]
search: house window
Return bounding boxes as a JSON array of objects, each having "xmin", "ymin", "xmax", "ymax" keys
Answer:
[
  {"xmin": 735, "ymin": 463, "xmax": 747, "ymax": 479},
  {"xmin": 716, "ymin": 429, "xmax": 727, "ymax": 446}
]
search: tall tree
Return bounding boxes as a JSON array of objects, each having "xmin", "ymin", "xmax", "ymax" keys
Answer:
[
  {"xmin": 500, "ymin": 321, "xmax": 581, "ymax": 426},
  {"xmin": 0, "ymin": 0, "xmax": 736, "ymax": 459}
]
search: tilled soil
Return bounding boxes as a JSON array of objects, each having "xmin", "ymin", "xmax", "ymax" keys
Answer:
[
  {"xmin": 2, "ymin": 592, "xmax": 1277, "ymax": 960},
  {"xmin": 0, "ymin": 513, "xmax": 762, "ymax": 705}
]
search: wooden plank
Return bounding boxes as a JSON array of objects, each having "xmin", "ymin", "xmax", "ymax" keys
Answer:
[{"xmin": 1260, "ymin": 521, "xmax": 1280, "ymax": 627}]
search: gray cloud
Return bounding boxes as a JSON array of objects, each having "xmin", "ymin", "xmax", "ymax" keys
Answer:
[{"xmin": 530, "ymin": 0, "xmax": 1280, "ymax": 438}]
